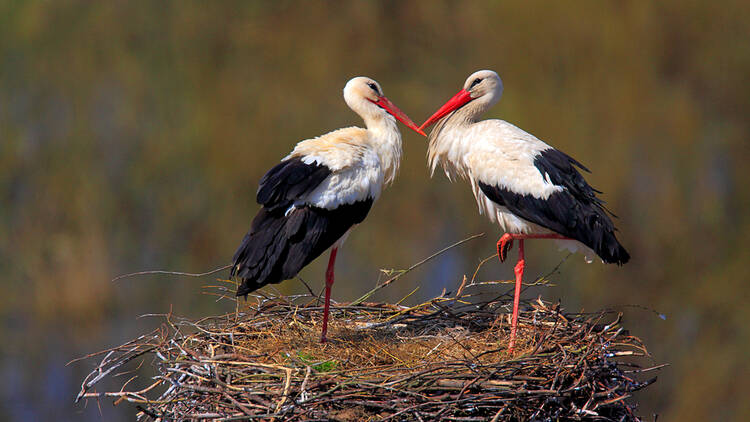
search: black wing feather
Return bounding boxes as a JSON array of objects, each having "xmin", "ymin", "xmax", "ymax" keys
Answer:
[
  {"xmin": 256, "ymin": 157, "xmax": 332, "ymax": 212},
  {"xmin": 478, "ymin": 148, "xmax": 629, "ymax": 265},
  {"xmin": 533, "ymin": 149, "xmax": 598, "ymax": 201}
]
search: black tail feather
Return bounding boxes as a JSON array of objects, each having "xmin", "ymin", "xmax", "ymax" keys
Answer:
[
  {"xmin": 596, "ymin": 229, "xmax": 630, "ymax": 265},
  {"xmin": 231, "ymin": 200, "xmax": 373, "ymax": 297}
]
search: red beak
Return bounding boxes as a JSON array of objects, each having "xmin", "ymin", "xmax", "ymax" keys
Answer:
[
  {"xmin": 371, "ymin": 96, "xmax": 426, "ymax": 137},
  {"xmin": 419, "ymin": 89, "xmax": 473, "ymax": 131}
]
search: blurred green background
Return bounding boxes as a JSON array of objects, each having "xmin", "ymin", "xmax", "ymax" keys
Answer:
[{"xmin": 2, "ymin": 1, "xmax": 749, "ymax": 420}]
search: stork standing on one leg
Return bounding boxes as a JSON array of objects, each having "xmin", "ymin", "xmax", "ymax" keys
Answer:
[
  {"xmin": 419, "ymin": 70, "xmax": 629, "ymax": 352},
  {"xmin": 231, "ymin": 77, "xmax": 424, "ymax": 342}
]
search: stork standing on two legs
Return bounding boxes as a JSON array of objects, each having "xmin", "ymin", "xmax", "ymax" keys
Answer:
[
  {"xmin": 419, "ymin": 70, "xmax": 629, "ymax": 352},
  {"xmin": 231, "ymin": 77, "xmax": 424, "ymax": 342}
]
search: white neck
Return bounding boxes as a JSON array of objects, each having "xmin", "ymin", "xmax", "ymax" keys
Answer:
[
  {"xmin": 426, "ymin": 112, "xmax": 475, "ymax": 181},
  {"xmin": 363, "ymin": 112, "xmax": 402, "ymax": 185}
]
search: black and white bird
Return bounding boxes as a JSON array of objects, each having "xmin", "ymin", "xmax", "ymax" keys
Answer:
[
  {"xmin": 419, "ymin": 70, "xmax": 629, "ymax": 352},
  {"xmin": 231, "ymin": 77, "xmax": 424, "ymax": 342}
]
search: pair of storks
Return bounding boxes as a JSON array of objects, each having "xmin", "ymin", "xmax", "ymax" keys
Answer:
[{"xmin": 230, "ymin": 71, "xmax": 629, "ymax": 351}]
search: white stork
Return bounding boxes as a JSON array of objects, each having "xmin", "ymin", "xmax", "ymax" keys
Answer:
[
  {"xmin": 419, "ymin": 70, "xmax": 629, "ymax": 352},
  {"xmin": 231, "ymin": 77, "xmax": 424, "ymax": 342}
]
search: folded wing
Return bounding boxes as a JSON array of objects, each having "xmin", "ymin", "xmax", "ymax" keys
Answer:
[
  {"xmin": 477, "ymin": 148, "xmax": 629, "ymax": 265},
  {"xmin": 232, "ymin": 156, "xmax": 374, "ymax": 296}
]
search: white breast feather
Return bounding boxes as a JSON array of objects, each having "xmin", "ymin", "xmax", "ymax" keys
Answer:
[
  {"xmin": 285, "ymin": 127, "xmax": 385, "ymax": 209},
  {"xmin": 304, "ymin": 150, "xmax": 383, "ymax": 209}
]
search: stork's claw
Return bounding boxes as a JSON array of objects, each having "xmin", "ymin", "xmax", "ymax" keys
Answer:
[{"xmin": 497, "ymin": 233, "xmax": 514, "ymax": 262}]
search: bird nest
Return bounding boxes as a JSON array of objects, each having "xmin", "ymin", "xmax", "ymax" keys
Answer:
[{"xmin": 74, "ymin": 284, "xmax": 658, "ymax": 421}]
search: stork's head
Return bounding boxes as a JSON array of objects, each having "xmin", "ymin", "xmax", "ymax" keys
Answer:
[
  {"xmin": 344, "ymin": 77, "xmax": 425, "ymax": 136},
  {"xmin": 419, "ymin": 70, "xmax": 504, "ymax": 131}
]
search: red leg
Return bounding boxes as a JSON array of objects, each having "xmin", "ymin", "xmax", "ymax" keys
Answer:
[
  {"xmin": 508, "ymin": 240, "xmax": 525, "ymax": 353},
  {"xmin": 320, "ymin": 247, "xmax": 338, "ymax": 343},
  {"xmin": 500, "ymin": 233, "xmax": 569, "ymax": 245},
  {"xmin": 498, "ymin": 232, "xmax": 570, "ymax": 353}
]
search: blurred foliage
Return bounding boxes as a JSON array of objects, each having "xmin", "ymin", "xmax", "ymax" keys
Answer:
[{"xmin": 1, "ymin": 1, "xmax": 749, "ymax": 420}]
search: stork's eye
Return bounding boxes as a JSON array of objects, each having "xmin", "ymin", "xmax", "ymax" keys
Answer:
[
  {"xmin": 367, "ymin": 82, "xmax": 379, "ymax": 94},
  {"xmin": 470, "ymin": 78, "xmax": 482, "ymax": 89}
]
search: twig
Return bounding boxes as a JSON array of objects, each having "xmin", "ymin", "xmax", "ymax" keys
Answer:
[
  {"xmin": 111, "ymin": 264, "xmax": 233, "ymax": 282},
  {"xmin": 350, "ymin": 233, "xmax": 484, "ymax": 306}
]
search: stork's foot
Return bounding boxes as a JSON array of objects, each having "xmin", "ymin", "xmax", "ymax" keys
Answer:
[{"xmin": 497, "ymin": 233, "xmax": 514, "ymax": 262}]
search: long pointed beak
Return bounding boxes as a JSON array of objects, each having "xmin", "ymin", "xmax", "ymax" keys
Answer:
[
  {"xmin": 419, "ymin": 89, "xmax": 473, "ymax": 131},
  {"xmin": 372, "ymin": 96, "xmax": 426, "ymax": 137}
]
